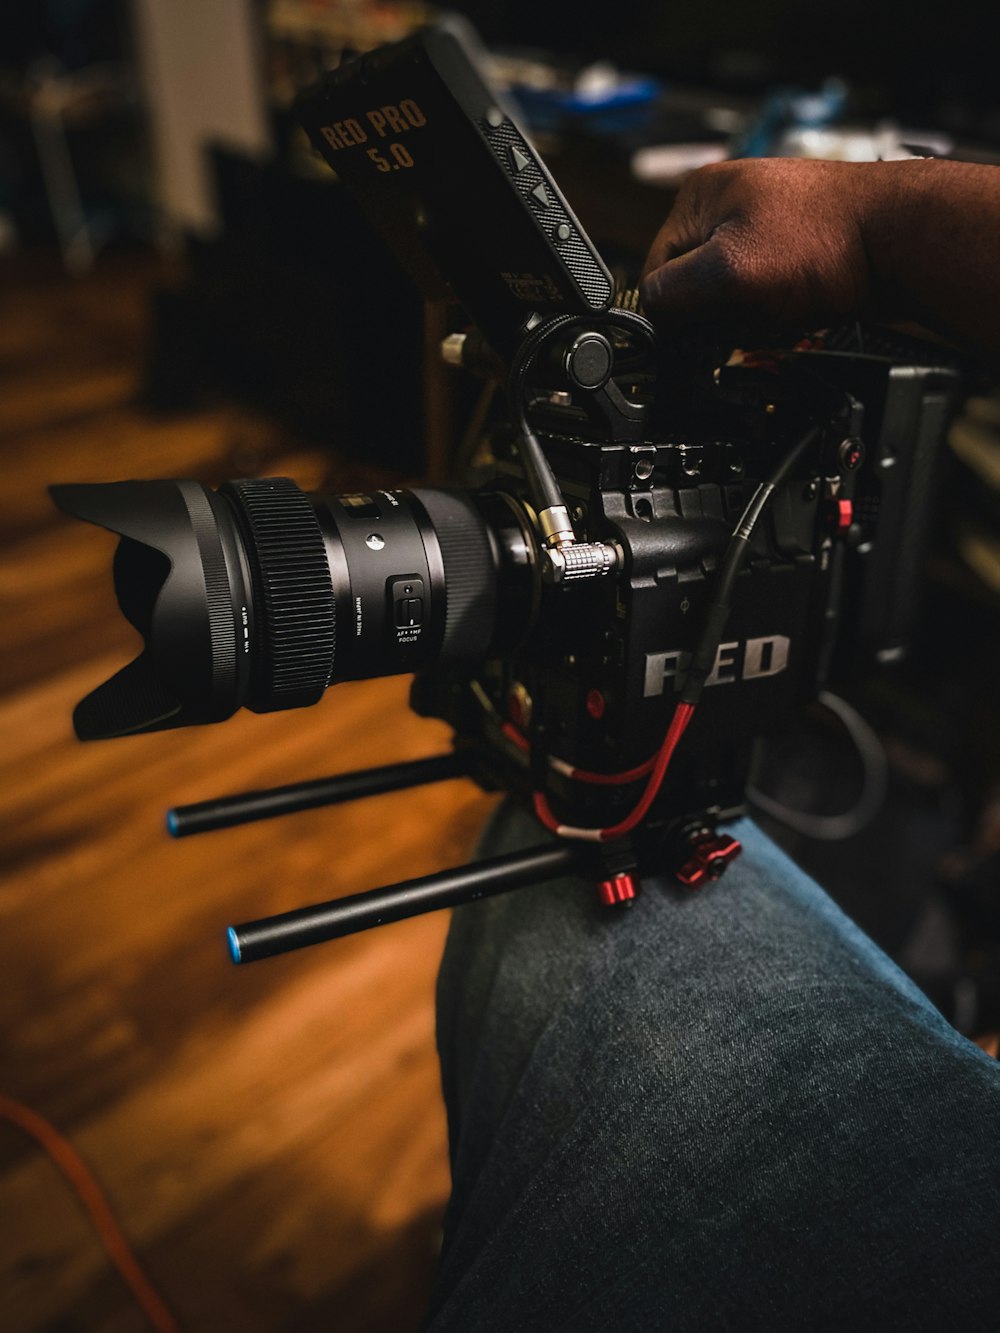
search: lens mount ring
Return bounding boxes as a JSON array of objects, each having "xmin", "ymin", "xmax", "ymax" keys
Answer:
[
  {"xmin": 410, "ymin": 488, "xmax": 498, "ymax": 663},
  {"xmin": 224, "ymin": 477, "xmax": 336, "ymax": 712}
]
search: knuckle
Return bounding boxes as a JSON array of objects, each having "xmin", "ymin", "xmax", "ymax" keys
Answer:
[{"xmin": 712, "ymin": 227, "xmax": 755, "ymax": 287}]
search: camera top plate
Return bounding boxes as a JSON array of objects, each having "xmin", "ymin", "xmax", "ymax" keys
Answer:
[{"xmin": 295, "ymin": 16, "xmax": 614, "ymax": 355}]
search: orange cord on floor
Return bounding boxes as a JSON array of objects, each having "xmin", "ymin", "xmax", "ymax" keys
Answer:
[{"xmin": 0, "ymin": 1092, "xmax": 180, "ymax": 1333}]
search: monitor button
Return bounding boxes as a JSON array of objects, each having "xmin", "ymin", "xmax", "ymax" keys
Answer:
[{"xmin": 511, "ymin": 146, "xmax": 530, "ymax": 173}]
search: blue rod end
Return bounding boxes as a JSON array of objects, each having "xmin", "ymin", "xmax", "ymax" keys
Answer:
[
  {"xmin": 227, "ymin": 927, "xmax": 242, "ymax": 964},
  {"xmin": 166, "ymin": 809, "xmax": 179, "ymax": 837}
]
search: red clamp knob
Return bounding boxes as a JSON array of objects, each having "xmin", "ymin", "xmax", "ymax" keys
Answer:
[
  {"xmin": 827, "ymin": 498, "xmax": 853, "ymax": 534},
  {"xmin": 675, "ymin": 834, "xmax": 742, "ymax": 889},
  {"xmin": 598, "ymin": 872, "xmax": 639, "ymax": 908}
]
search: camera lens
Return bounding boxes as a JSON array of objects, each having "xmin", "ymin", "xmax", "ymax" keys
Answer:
[{"xmin": 51, "ymin": 477, "xmax": 524, "ymax": 741}]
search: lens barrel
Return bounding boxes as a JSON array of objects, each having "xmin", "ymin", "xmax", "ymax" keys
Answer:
[{"xmin": 51, "ymin": 477, "xmax": 522, "ymax": 741}]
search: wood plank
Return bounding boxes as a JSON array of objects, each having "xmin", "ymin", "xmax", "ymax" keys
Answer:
[{"xmin": 0, "ymin": 253, "xmax": 496, "ymax": 1331}]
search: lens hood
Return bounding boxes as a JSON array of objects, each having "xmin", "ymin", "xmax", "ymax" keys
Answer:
[{"xmin": 50, "ymin": 480, "xmax": 252, "ymax": 740}]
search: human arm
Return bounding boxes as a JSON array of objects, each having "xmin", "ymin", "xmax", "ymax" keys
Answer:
[{"xmin": 639, "ymin": 157, "xmax": 1000, "ymax": 360}]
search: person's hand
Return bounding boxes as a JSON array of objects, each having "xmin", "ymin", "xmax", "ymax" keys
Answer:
[
  {"xmin": 640, "ymin": 156, "xmax": 1000, "ymax": 361},
  {"xmin": 639, "ymin": 159, "xmax": 877, "ymax": 337}
]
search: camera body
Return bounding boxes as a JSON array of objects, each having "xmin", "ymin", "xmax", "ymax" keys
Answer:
[{"xmin": 409, "ymin": 336, "xmax": 958, "ymax": 856}]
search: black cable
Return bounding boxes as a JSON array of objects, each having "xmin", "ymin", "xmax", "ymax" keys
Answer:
[
  {"xmin": 680, "ymin": 423, "xmax": 822, "ymax": 706},
  {"xmin": 747, "ymin": 691, "xmax": 889, "ymax": 840},
  {"xmin": 506, "ymin": 310, "xmax": 656, "ymax": 522},
  {"xmin": 507, "ymin": 314, "xmax": 581, "ymax": 516}
]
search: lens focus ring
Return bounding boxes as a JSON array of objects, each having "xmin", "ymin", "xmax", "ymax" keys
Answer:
[{"xmin": 225, "ymin": 477, "xmax": 336, "ymax": 712}]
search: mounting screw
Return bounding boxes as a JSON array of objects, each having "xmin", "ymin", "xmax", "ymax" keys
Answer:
[{"xmin": 803, "ymin": 479, "xmax": 820, "ymax": 501}]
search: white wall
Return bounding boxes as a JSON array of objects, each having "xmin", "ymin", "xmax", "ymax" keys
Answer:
[{"xmin": 132, "ymin": 0, "xmax": 272, "ymax": 234}]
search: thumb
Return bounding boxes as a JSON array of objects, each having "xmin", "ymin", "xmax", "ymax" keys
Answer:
[{"xmin": 639, "ymin": 234, "xmax": 748, "ymax": 329}]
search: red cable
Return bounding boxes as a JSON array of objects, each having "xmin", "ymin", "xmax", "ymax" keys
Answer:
[
  {"xmin": 0, "ymin": 1093, "xmax": 180, "ymax": 1333},
  {"xmin": 504, "ymin": 721, "xmax": 656, "ymax": 784},
  {"xmin": 534, "ymin": 701, "xmax": 695, "ymax": 841},
  {"xmin": 560, "ymin": 755, "xmax": 656, "ymax": 785},
  {"xmin": 501, "ymin": 721, "xmax": 531, "ymax": 752}
]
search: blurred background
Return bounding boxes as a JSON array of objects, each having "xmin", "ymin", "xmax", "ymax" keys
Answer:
[{"xmin": 2, "ymin": 0, "xmax": 1000, "ymax": 1328}]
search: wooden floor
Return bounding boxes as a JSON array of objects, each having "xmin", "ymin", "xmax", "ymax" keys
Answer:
[{"xmin": 0, "ymin": 253, "xmax": 497, "ymax": 1331}]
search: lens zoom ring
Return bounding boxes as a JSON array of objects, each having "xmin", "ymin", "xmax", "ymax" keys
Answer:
[
  {"xmin": 414, "ymin": 489, "xmax": 496, "ymax": 660},
  {"xmin": 228, "ymin": 478, "xmax": 336, "ymax": 710}
]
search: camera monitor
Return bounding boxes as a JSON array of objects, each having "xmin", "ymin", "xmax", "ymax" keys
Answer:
[{"xmin": 295, "ymin": 16, "xmax": 614, "ymax": 354}]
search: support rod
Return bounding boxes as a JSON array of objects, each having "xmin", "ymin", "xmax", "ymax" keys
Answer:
[
  {"xmin": 227, "ymin": 843, "xmax": 579, "ymax": 963},
  {"xmin": 167, "ymin": 752, "xmax": 470, "ymax": 837}
]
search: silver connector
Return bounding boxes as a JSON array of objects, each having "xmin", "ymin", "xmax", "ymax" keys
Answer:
[
  {"xmin": 542, "ymin": 541, "xmax": 619, "ymax": 584},
  {"xmin": 539, "ymin": 504, "xmax": 576, "ymax": 548}
]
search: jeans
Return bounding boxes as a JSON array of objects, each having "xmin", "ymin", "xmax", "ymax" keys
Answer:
[{"xmin": 426, "ymin": 806, "xmax": 1000, "ymax": 1331}]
